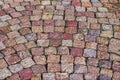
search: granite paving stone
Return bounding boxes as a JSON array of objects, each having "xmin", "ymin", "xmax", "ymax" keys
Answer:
[{"xmin": 0, "ymin": 0, "xmax": 120, "ymax": 79}]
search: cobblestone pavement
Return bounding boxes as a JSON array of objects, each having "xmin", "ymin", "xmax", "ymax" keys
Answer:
[{"xmin": 0, "ymin": 0, "xmax": 120, "ymax": 80}]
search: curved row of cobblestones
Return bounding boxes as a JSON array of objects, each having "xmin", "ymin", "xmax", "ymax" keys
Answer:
[{"xmin": 0, "ymin": 0, "xmax": 120, "ymax": 80}]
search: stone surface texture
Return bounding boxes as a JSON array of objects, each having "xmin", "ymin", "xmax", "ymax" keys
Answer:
[{"xmin": 0, "ymin": 0, "xmax": 120, "ymax": 79}]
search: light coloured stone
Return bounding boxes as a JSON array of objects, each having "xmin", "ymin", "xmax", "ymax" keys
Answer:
[
  {"xmin": 42, "ymin": 14, "xmax": 53, "ymax": 20},
  {"xmin": 30, "ymin": 15, "xmax": 41, "ymax": 21},
  {"xmin": 7, "ymin": 31, "xmax": 20, "ymax": 39},
  {"xmin": 37, "ymin": 40, "xmax": 49, "ymax": 47},
  {"xmin": 76, "ymin": 16, "xmax": 87, "ymax": 22},
  {"xmin": 74, "ymin": 57, "xmax": 86, "ymax": 65},
  {"xmin": 0, "ymin": 68, "xmax": 12, "ymax": 79},
  {"xmin": 0, "ymin": 15, "xmax": 11, "ymax": 21},
  {"xmin": 10, "ymin": 24, "xmax": 21, "ymax": 31},
  {"xmin": 0, "ymin": 42, "xmax": 5, "ymax": 50},
  {"xmin": 53, "ymin": 15, "xmax": 63, "ymax": 20},
  {"xmin": 110, "ymin": 54, "xmax": 120, "ymax": 61},
  {"xmin": 0, "ymin": 1, "xmax": 3, "ymax": 5},
  {"xmin": 62, "ymin": 40, "xmax": 72, "ymax": 47},
  {"xmin": 15, "ymin": 6, "xmax": 25, "ymax": 11},
  {"xmin": 70, "ymin": 74, "xmax": 83, "ymax": 80},
  {"xmin": 109, "ymin": 19, "xmax": 120, "ymax": 25},
  {"xmin": 98, "ymin": 7, "xmax": 108, "ymax": 12},
  {"xmin": 15, "ymin": 36, "xmax": 27, "ymax": 44},
  {"xmin": 21, "ymin": 57, "xmax": 35, "ymax": 68},
  {"xmin": 24, "ymin": 0, "xmax": 34, "ymax": 2},
  {"xmin": 45, "ymin": 47, "xmax": 57, "ymax": 55},
  {"xmin": 76, "ymin": 7, "xmax": 85, "ymax": 12},
  {"xmin": 32, "ymin": 26, "xmax": 43, "ymax": 33},
  {"xmin": 61, "ymin": 63, "xmax": 73, "ymax": 73},
  {"xmin": 0, "ymin": 22, "xmax": 9, "ymax": 27},
  {"xmin": 43, "ymin": 73, "xmax": 55, "ymax": 80},
  {"xmin": 34, "ymin": 56, "xmax": 46, "ymax": 64},
  {"xmin": 109, "ymin": 39, "xmax": 120, "ymax": 55},
  {"xmin": 41, "ymin": 1, "xmax": 50, "ymax": 5},
  {"xmin": 100, "ymin": 68, "xmax": 113, "ymax": 77},
  {"xmin": 9, "ymin": 63, "xmax": 23, "ymax": 73},
  {"xmin": 102, "ymin": 24, "xmax": 112, "ymax": 30},
  {"xmin": 100, "ymin": 31, "xmax": 113, "ymax": 38}
]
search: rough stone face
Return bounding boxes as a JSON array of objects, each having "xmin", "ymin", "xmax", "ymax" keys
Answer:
[
  {"xmin": 86, "ymin": 42, "xmax": 97, "ymax": 49},
  {"xmin": 85, "ymin": 73, "xmax": 97, "ymax": 80},
  {"xmin": 110, "ymin": 54, "xmax": 120, "ymax": 61},
  {"xmin": 71, "ymin": 48, "xmax": 83, "ymax": 57},
  {"xmin": 9, "ymin": 63, "xmax": 23, "ymax": 73},
  {"xmin": 70, "ymin": 74, "xmax": 83, "ymax": 80},
  {"xmin": 31, "ymin": 74, "xmax": 41, "ymax": 80},
  {"xmin": 7, "ymin": 31, "xmax": 20, "ymax": 39},
  {"xmin": 5, "ymin": 54, "xmax": 20, "ymax": 65},
  {"xmin": 0, "ymin": 59, "xmax": 7, "ymax": 69},
  {"xmin": 32, "ymin": 26, "xmax": 43, "ymax": 33},
  {"xmin": 100, "ymin": 31, "xmax": 113, "ymax": 38},
  {"xmin": 61, "ymin": 63, "xmax": 73, "ymax": 73},
  {"xmin": 2, "ymin": 47, "xmax": 15, "ymax": 56},
  {"xmin": 100, "ymin": 69, "xmax": 113, "ymax": 78},
  {"xmin": 0, "ymin": 53, "xmax": 4, "ymax": 58},
  {"xmin": 62, "ymin": 40, "xmax": 72, "ymax": 47},
  {"xmin": 58, "ymin": 47, "xmax": 69, "ymax": 55},
  {"xmin": 19, "ymin": 68, "xmax": 33, "ymax": 80},
  {"xmin": 45, "ymin": 47, "xmax": 57, "ymax": 55},
  {"xmin": 31, "ymin": 48, "xmax": 43, "ymax": 56},
  {"xmin": 0, "ymin": 68, "xmax": 12, "ymax": 79},
  {"xmin": 74, "ymin": 65, "xmax": 87, "ymax": 73},
  {"xmin": 7, "ymin": 74, "xmax": 20, "ymax": 80},
  {"xmin": 0, "ymin": 42, "xmax": 6, "ymax": 50},
  {"xmin": 74, "ymin": 57, "xmax": 86, "ymax": 65},
  {"xmin": 112, "ymin": 61, "xmax": 120, "ymax": 72},
  {"xmin": 18, "ymin": 50, "xmax": 32, "ymax": 59},
  {"xmin": 19, "ymin": 27, "xmax": 31, "ymax": 35},
  {"xmin": 15, "ymin": 6, "xmax": 25, "ymax": 11},
  {"xmin": 88, "ymin": 66, "xmax": 100, "ymax": 75},
  {"xmin": 47, "ymin": 63, "xmax": 60, "ymax": 72},
  {"xmin": 43, "ymin": 73, "xmax": 55, "ymax": 80},
  {"xmin": 34, "ymin": 56, "xmax": 46, "ymax": 65},
  {"xmin": 73, "ymin": 39, "xmax": 85, "ymax": 48},
  {"xmin": 0, "ymin": 0, "xmax": 120, "ymax": 79},
  {"xmin": 114, "ymin": 32, "xmax": 120, "ymax": 39},
  {"xmin": 47, "ymin": 55, "xmax": 60, "ymax": 63},
  {"xmin": 25, "ymin": 33, "xmax": 37, "ymax": 41},
  {"xmin": 113, "ymin": 71, "xmax": 120, "ymax": 80},
  {"xmin": 61, "ymin": 55, "xmax": 73, "ymax": 63},
  {"xmin": 97, "ymin": 51, "xmax": 109, "ymax": 60},
  {"xmin": 25, "ymin": 41, "xmax": 36, "ymax": 49},
  {"xmin": 87, "ymin": 58, "xmax": 98, "ymax": 67},
  {"xmin": 15, "ymin": 36, "xmax": 27, "ymax": 44},
  {"xmin": 37, "ymin": 40, "xmax": 49, "ymax": 47},
  {"xmin": 98, "ymin": 74, "xmax": 111, "ymax": 80},
  {"xmin": 56, "ymin": 73, "xmax": 69, "ymax": 80},
  {"xmin": 109, "ymin": 39, "xmax": 120, "ymax": 55},
  {"xmin": 31, "ymin": 65, "xmax": 46, "ymax": 74},
  {"xmin": 20, "ymin": 57, "xmax": 35, "ymax": 68},
  {"xmin": 83, "ymin": 49, "xmax": 96, "ymax": 57},
  {"xmin": 99, "ymin": 60, "xmax": 112, "ymax": 69}
]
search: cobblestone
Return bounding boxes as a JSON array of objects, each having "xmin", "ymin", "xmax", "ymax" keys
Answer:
[
  {"xmin": 9, "ymin": 63, "xmax": 23, "ymax": 73},
  {"xmin": 0, "ymin": 0, "xmax": 120, "ymax": 79},
  {"xmin": 0, "ymin": 68, "xmax": 12, "ymax": 79},
  {"xmin": 20, "ymin": 57, "xmax": 35, "ymax": 68}
]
